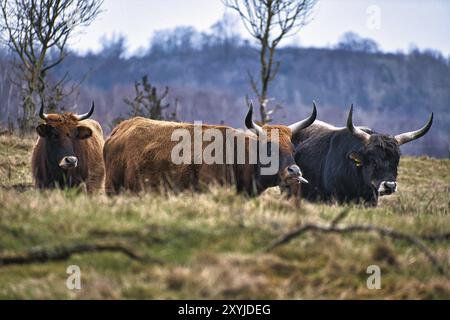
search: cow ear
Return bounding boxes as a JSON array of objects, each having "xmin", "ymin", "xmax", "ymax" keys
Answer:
[
  {"xmin": 348, "ymin": 151, "xmax": 363, "ymax": 167},
  {"xmin": 36, "ymin": 124, "xmax": 50, "ymax": 137},
  {"xmin": 75, "ymin": 125, "xmax": 93, "ymax": 140}
]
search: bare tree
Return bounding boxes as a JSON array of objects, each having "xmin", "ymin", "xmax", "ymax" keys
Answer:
[
  {"xmin": 223, "ymin": 0, "xmax": 316, "ymax": 124},
  {"xmin": 114, "ymin": 75, "xmax": 177, "ymax": 127},
  {"xmin": 0, "ymin": 0, "xmax": 103, "ymax": 132}
]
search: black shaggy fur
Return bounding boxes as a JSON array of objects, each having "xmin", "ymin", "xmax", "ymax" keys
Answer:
[{"xmin": 294, "ymin": 122, "xmax": 401, "ymax": 206}]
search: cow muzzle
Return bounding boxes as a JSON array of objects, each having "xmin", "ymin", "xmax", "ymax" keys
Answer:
[
  {"xmin": 59, "ymin": 156, "xmax": 78, "ymax": 170},
  {"xmin": 284, "ymin": 165, "xmax": 308, "ymax": 185},
  {"xmin": 378, "ymin": 181, "xmax": 397, "ymax": 196}
]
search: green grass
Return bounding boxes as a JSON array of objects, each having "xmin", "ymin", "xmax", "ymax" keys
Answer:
[{"xmin": 0, "ymin": 134, "xmax": 449, "ymax": 299}]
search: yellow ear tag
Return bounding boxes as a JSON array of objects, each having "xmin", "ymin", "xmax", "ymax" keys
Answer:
[{"xmin": 354, "ymin": 159, "xmax": 362, "ymax": 167}]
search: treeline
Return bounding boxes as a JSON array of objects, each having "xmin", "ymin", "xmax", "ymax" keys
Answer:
[{"xmin": 1, "ymin": 25, "xmax": 449, "ymax": 157}]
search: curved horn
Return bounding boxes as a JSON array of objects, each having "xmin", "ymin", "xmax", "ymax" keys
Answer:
[
  {"xmin": 347, "ymin": 105, "xmax": 370, "ymax": 144},
  {"xmin": 75, "ymin": 102, "xmax": 95, "ymax": 121},
  {"xmin": 288, "ymin": 101, "xmax": 317, "ymax": 135},
  {"xmin": 39, "ymin": 99, "xmax": 48, "ymax": 121},
  {"xmin": 245, "ymin": 101, "xmax": 264, "ymax": 136},
  {"xmin": 395, "ymin": 113, "xmax": 433, "ymax": 146}
]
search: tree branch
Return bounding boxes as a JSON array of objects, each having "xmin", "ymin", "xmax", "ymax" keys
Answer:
[
  {"xmin": 266, "ymin": 218, "xmax": 449, "ymax": 277},
  {"xmin": 0, "ymin": 241, "xmax": 163, "ymax": 266}
]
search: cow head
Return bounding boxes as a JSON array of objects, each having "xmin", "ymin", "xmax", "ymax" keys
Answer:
[
  {"xmin": 346, "ymin": 105, "xmax": 433, "ymax": 198},
  {"xmin": 36, "ymin": 102, "xmax": 95, "ymax": 170},
  {"xmin": 245, "ymin": 102, "xmax": 317, "ymax": 192}
]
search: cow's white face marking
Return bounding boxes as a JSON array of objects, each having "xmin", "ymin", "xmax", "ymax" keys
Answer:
[
  {"xmin": 59, "ymin": 156, "xmax": 78, "ymax": 170},
  {"xmin": 378, "ymin": 181, "xmax": 397, "ymax": 195}
]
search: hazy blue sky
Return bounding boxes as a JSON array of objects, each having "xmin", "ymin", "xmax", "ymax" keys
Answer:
[{"xmin": 69, "ymin": 0, "xmax": 450, "ymax": 56}]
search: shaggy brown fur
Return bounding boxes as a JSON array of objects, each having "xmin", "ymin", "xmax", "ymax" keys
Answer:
[
  {"xmin": 31, "ymin": 113, "xmax": 105, "ymax": 193},
  {"xmin": 104, "ymin": 117, "xmax": 298, "ymax": 195}
]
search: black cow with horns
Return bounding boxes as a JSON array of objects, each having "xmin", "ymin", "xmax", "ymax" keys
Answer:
[{"xmin": 293, "ymin": 105, "xmax": 433, "ymax": 206}]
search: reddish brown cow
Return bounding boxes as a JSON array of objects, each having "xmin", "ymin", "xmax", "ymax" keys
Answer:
[
  {"xmin": 104, "ymin": 104, "xmax": 316, "ymax": 195},
  {"xmin": 31, "ymin": 102, "xmax": 105, "ymax": 193}
]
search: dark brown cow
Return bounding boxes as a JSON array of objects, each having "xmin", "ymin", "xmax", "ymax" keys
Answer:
[
  {"xmin": 104, "ymin": 104, "xmax": 317, "ymax": 195},
  {"xmin": 31, "ymin": 102, "xmax": 105, "ymax": 193}
]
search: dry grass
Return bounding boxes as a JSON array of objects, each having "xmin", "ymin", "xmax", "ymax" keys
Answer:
[{"xmin": 0, "ymin": 134, "xmax": 449, "ymax": 299}]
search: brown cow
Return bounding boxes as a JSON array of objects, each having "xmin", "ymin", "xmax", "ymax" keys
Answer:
[
  {"xmin": 104, "ymin": 104, "xmax": 316, "ymax": 196},
  {"xmin": 31, "ymin": 102, "xmax": 105, "ymax": 193}
]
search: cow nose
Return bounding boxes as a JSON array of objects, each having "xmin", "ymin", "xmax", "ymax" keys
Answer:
[
  {"xmin": 287, "ymin": 165, "xmax": 301, "ymax": 177},
  {"xmin": 65, "ymin": 156, "xmax": 78, "ymax": 166},
  {"xmin": 384, "ymin": 181, "xmax": 397, "ymax": 192},
  {"xmin": 60, "ymin": 156, "xmax": 78, "ymax": 169},
  {"xmin": 286, "ymin": 165, "xmax": 309, "ymax": 184}
]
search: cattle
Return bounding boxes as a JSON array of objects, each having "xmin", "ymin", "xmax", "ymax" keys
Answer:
[
  {"xmin": 293, "ymin": 105, "xmax": 433, "ymax": 206},
  {"xmin": 103, "ymin": 104, "xmax": 317, "ymax": 196},
  {"xmin": 31, "ymin": 102, "xmax": 105, "ymax": 193}
]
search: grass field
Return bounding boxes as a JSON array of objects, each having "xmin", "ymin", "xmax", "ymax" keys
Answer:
[{"xmin": 0, "ymin": 133, "xmax": 449, "ymax": 299}]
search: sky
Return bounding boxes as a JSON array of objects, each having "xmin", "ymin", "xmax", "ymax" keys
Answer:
[{"xmin": 69, "ymin": 0, "xmax": 450, "ymax": 56}]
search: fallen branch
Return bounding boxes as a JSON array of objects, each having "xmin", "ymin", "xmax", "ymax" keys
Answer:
[
  {"xmin": 266, "ymin": 220, "xmax": 449, "ymax": 277},
  {"xmin": 421, "ymin": 233, "xmax": 450, "ymax": 242},
  {"xmin": 0, "ymin": 241, "xmax": 162, "ymax": 266}
]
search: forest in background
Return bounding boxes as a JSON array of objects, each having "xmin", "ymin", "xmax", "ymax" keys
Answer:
[{"xmin": 0, "ymin": 23, "xmax": 449, "ymax": 157}]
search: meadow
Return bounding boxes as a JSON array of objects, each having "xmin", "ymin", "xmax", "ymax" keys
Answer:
[{"xmin": 0, "ymin": 133, "xmax": 449, "ymax": 299}]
